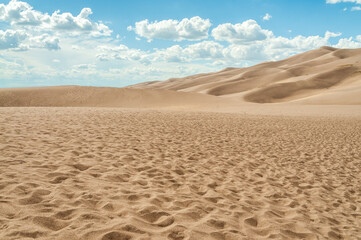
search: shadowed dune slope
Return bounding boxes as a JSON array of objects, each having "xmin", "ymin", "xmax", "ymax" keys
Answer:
[
  {"xmin": 130, "ymin": 47, "xmax": 361, "ymax": 104},
  {"xmin": 0, "ymin": 85, "xmax": 233, "ymax": 109}
]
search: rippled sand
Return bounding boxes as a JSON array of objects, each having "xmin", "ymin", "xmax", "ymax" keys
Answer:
[{"xmin": 1, "ymin": 107, "xmax": 360, "ymax": 240}]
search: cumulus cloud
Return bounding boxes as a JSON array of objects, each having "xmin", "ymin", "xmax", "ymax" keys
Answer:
[
  {"xmin": 183, "ymin": 41, "xmax": 224, "ymax": 59},
  {"xmin": 49, "ymin": 8, "xmax": 111, "ymax": 36},
  {"xmin": 127, "ymin": 16, "xmax": 211, "ymax": 41},
  {"xmin": 333, "ymin": 36, "xmax": 361, "ymax": 48},
  {"xmin": 29, "ymin": 34, "xmax": 60, "ymax": 50},
  {"xmin": 0, "ymin": 29, "xmax": 60, "ymax": 51},
  {"xmin": 1, "ymin": 1, "xmax": 361, "ymax": 87},
  {"xmin": 97, "ymin": 41, "xmax": 226, "ymax": 64},
  {"xmin": 0, "ymin": 0, "xmax": 111, "ymax": 52},
  {"xmin": 0, "ymin": 29, "xmax": 27, "ymax": 50},
  {"xmin": 263, "ymin": 13, "xmax": 272, "ymax": 21},
  {"xmin": 212, "ymin": 20, "xmax": 273, "ymax": 44},
  {"xmin": 0, "ymin": 0, "xmax": 48, "ymax": 25},
  {"xmin": 223, "ymin": 32, "xmax": 341, "ymax": 62},
  {"xmin": 96, "ymin": 44, "xmax": 148, "ymax": 63},
  {"xmin": 0, "ymin": 0, "xmax": 111, "ymax": 36},
  {"xmin": 95, "ymin": 29, "xmax": 348, "ymax": 66},
  {"xmin": 182, "ymin": 31, "xmax": 345, "ymax": 63},
  {"xmin": 150, "ymin": 41, "xmax": 224, "ymax": 63},
  {"xmin": 326, "ymin": 0, "xmax": 361, "ymax": 11},
  {"xmin": 211, "ymin": 19, "xmax": 343, "ymax": 62},
  {"xmin": 155, "ymin": 45, "xmax": 185, "ymax": 62}
]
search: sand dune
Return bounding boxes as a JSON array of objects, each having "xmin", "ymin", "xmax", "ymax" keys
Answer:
[
  {"xmin": 1, "ymin": 47, "xmax": 361, "ymax": 240},
  {"xmin": 0, "ymin": 85, "xmax": 233, "ymax": 110},
  {"xmin": 2, "ymin": 85, "xmax": 361, "ymax": 117},
  {"xmin": 1, "ymin": 47, "xmax": 361, "ymax": 109},
  {"xmin": 130, "ymin": 47, "xmax": 361, "ymax": 104},
  {"xmin": 1, "ymin": 108, "xmax": 361, "ymax": 240}
]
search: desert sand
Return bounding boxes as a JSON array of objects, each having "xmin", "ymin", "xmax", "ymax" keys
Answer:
[
  {"xmin": 131, "ymin": 47, "xmax": 361, "ymax": 105},
  {"xmin": 1, "ymin": 47, "xmax": 361, "ymax": 240}
]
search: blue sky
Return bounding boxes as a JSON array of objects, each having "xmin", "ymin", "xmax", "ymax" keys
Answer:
[{"xmin": 1, "ymin": 0, "xmax": 361, "ymax": 88}]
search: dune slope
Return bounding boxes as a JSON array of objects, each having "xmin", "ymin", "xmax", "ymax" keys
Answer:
[
  {"xmin": 130, "ymin": 47, "xmax": 361, "ymax": 104},
  {"xmin": 0, "ymin": 85, "xmax": 232, "ymax": 110}
]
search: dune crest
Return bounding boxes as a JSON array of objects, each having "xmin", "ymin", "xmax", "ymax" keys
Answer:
[
  {"xmin": 1, "ymin": 47, "xmax": 361, "ymax": 240},
  {"xmin": 1, "ymin": 47, "xmax": 361, "ymax": 108},
  {"xmin": 0, "ymin": 85, "xmax": 233, "ymax": 110},
  {"xmin": 130, "ymin": 47, "xmax": 361, "ymax": 105}
]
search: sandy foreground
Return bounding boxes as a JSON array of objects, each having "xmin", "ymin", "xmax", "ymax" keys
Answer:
[{"xmin": 0, "ymin": 107, "xmax": 360, "ymax": 240}]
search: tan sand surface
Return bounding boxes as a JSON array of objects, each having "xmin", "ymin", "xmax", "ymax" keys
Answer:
[
  {"xmin": 0, "ymin": 86, "xmax": 233, "ymax": 110},
  {"xmin": 1, "ymin": 85, "xmax": 361, "ymax": 118},
  {"xmin": 1, "ymin": 47, "xmax": 361, "ymax": 239},
  {"xmin": 1, "ymin": 107, "xmax": 360, "ymax": 240}
]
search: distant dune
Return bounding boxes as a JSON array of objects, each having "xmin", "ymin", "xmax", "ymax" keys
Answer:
[
  {"xmin": 1, "ymin": 47, "xmax": 361, "ymax": 240},
  {"xmin": 0, "ymin": 85, "xmax": 233, "ymax": 110},
  {"xmin": 1, "ymin": 47, "xmax": 361, "ymax": 111},
  {"xmin": 130, "ymin": 47, "xmax": 361, "ymax": 105}
]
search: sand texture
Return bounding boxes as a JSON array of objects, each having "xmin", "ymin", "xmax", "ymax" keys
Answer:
[
  {"xmin": 1, "ymin": 47, "xmax": 361, "ymax": 239},
  {"xmin": 1, "ymin": 107, "xmax": 360, "ymax": 240}
]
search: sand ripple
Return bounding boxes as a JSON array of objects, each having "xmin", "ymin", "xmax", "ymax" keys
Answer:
[{"xmin": 0, "ymin": 107, "xmax": 360, "ymax": 239}]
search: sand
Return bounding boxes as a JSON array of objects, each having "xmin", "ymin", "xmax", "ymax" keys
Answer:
[
  {"xmin": 1, "ymin": 107, "xmax": 360, "ymax": 240},
  {"xmin": 1, "ymin": 47, "xmax": 361, "ymax": 239},
  {"xmin": 130, "ymin": 47, "xmax": 361, "ymax": 105},
  {"xmin": 0, "ymin": 86, "xmax": 233, "ymax": 110}
]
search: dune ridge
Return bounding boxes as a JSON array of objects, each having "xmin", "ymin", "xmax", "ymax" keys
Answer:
[
  {"xmin": 1, "ymin": 47, "xmax": 361, "ymax": 109},
  {"xmin": 130, "ymin": 47, "xmax": 361, "ymax": 105},
  {"xmin": 1, "ymin": 47, "xmax": 361, "ymax": 240},
  {"xmin": 0, "ymin": 85, "xmax": 233, "ymax": 110}
]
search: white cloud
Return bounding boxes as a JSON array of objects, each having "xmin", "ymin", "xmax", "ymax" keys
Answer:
[
  {"xmin": 0, "ymin": 0, "xmax": 48, "ymax": 25},
  {"xmin": 49, "ymin": 8, "xmax": 111, "ymax": 36},
  {"xmin": 96, "ymin": 44, "xmax": 148, "ymax": 63},
  {"xmin": 0, "ymin": 0, "xmax": 111, "ymax": 36},
  {"xmin": 351, "ymin": 6, "xmax": 361, "ymax": 10},
  {"xmin": 1, "ymin": 1, "xmax": 361, "ymax": 88},
  {"xmin": 24, "ymin": 34, "xmax": 60, "ymax": 50},
  {"xmin": 325, "ymin": 31, "xmax": 342, "ymax": 39},
  {"xmin": 211, "ymin": 20, "xmax": 343, "ymax": 63},
  {"xmin": 0, "ymin": 29, "xmax": 27, "ymax": 50},
  {"xmin": 95, "ymin": 29, "xmax": 347, "ymax": 67},
  {"xmin": 0, "ymin": 0, "xmax": 111, "ymax": 53},
  {"xmin": 326, "ymin": 0, "xmax": 361, "ymax": 4},
  {"xmin": 333, "ymin": 36, "xmax": 361, "ymax": 48},
  {"xmin": 150, "ymin": 41, "xmax": 224, "ymax": 63},
  {"xmin": 263, "ymin": 13, "xmax": 272, "ymax": 21},
  {"xmin": 212, "ymin": 20, "xmax": 273, "ymax": 44},
  {"xmin": 155, "ymin": 45, "xmax": 185, "ymax": 62},
  {"xmin": 183, "ymin": 41, "xmax": 224, "ymax": 59},
  {"xmin": 127, "ymin": 16, "xmax": 211, "ymax": 41},
  {"xmin": 73, "ymin": 63, "xmax": 96, "ymax": 70},
  {"xmin": 0, "ymin": 29, "xmax": 60, "ymax": 51}
]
